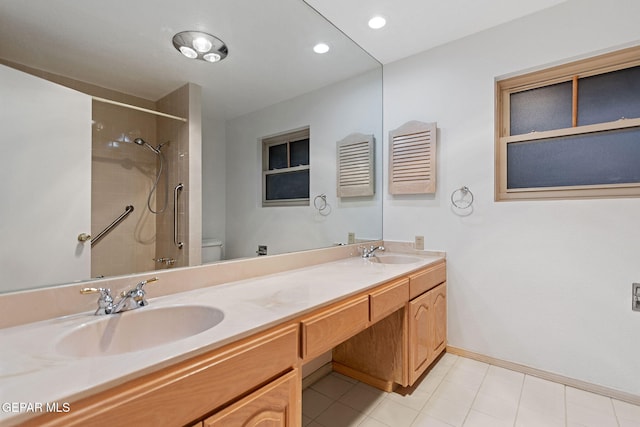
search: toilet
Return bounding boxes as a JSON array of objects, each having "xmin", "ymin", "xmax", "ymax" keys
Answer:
[{"xmin": 202, "ymin": 238, "xmax": 223, "ymax": 263}]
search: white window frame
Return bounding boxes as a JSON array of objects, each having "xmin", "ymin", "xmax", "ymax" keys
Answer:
[{"xmin": 261, "ymin": 127, "xmax": 310, "ymax": 207}]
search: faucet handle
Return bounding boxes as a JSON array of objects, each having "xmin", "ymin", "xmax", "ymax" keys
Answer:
[
  {"xmin": 80, "ymin": 287, "xmax": 114, "ymax": 315},
  {"xmin": 137, "ymin": 277, "xmax": 159, "ymax": 289},
  {"xmin": 119, "ymin": 277, "xmax": 159, "ymax": 309}
]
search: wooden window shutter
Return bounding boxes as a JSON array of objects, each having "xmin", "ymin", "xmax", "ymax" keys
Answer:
[
  {"xmin": 337, "ymin": 133, "xmax": 375, "ymax": 197},
  {"xmin": 389, "ymin": 121, "xmax": 437, "ymax": 194}
]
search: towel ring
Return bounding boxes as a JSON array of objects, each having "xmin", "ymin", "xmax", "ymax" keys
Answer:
[
  {"xmin": 314, "ymin": 194, "xmax": 331, "ymax": 216},
  {"xmin": 451, "ymin": 186, "xmax": 474, "ymax": 209}
]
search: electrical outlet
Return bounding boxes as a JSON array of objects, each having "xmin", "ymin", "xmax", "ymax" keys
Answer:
[
  {"xmin": 633, "ymin": 283, "xmax": 640, "ymax": 312},
  {"xmin": 348, "ymin": 232, "xmax": 356, "ymax": 244},
  {"xmin": 415, "ymin": 235, "xmax": 425, "ymax": 250}
]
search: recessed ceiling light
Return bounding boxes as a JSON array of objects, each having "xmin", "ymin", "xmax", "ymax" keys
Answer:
[
  {"xmin": 313, "ymin": 43, "xmax": 330, "ymax": 54},
  {"xmin": 368, "ymin": 16, "xmax": 386, "ymax": 29},
  {"xmin": 172, "ymin": 31, "xmax": 228, "ymax": 63}
]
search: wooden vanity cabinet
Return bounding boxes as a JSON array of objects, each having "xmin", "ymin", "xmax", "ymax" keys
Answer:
[
  {"xmin": 17, "ymin": 258, "xmax": 446, "ymax": 427},
  {"xmin": 22, "ymin": 324, "xmax": 300, "ymax": 427},
  {"xmin": 333, "ymin": 260, "xmax": 447, "ymax": 390}
]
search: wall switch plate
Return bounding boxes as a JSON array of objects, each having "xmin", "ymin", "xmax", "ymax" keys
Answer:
[
  {"xmin": 633, "ymin": 283, "xmax": 640, "ymax": 312},
  {"xmin": 348, "ymin": 232, "xmax": 356, "ymax": 244},
  {"xmin": 415, "ymin": 235, "xmax": 425, "ymax": 250}
]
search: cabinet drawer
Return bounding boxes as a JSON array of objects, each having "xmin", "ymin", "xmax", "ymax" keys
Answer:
[
  {"xmin": 409, "ymin": 261, "xmax": 446, "ymax": 299},
  {"xmin": 369, "ymin": 278, "xmax": 409, "ymax": 323},
  {"xmin": 301, "ymin": 296, "xmax": 369, "ymax": 360}
]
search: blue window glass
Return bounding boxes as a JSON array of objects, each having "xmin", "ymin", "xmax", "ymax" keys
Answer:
[
  {"xmin": 507, "ymin": 127, "xmax": 640, "ymax": 189},
  {"xmin": 510, "ymin": 81, "xmax": 573, "ymax": 135}
]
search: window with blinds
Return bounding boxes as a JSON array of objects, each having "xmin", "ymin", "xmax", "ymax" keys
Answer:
[
  {"xmin": 389, "ymin": 121, "xmax": 437, "ymax": 195},
  {"xmin": 336, "ymin": 133, "xmax": 375, "ymax": 197}
]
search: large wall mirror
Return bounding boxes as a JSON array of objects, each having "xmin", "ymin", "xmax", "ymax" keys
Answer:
[{"xmin": 0, "ymin": 0, "xmax": 383, "ymax": 294}]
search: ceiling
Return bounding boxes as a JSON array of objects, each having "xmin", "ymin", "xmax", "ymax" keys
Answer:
[
  {"xmin": 306, "ymin": 0, "xmax": 567, "ymax": 64},
  {"xmin": 0, "ymin": 0, "xmax": 567, "ymax": 120}
]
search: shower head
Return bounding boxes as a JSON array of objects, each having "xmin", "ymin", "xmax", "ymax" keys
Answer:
[{"xmin": 133, "ymin": 138, "xmax": 161, "ymax": 154}]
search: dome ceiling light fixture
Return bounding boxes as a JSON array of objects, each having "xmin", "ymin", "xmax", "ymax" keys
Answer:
[{"xmin": 172, "ymin": 31, "xmax": 228, "ymax": 63}]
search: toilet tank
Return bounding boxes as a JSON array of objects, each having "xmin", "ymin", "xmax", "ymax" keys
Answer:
[{"xmin": 202, "ymin": 238, "xmax": 223, "ymax": 263}]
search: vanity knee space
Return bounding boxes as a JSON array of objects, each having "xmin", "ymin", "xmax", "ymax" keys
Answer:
[{"xmin": 332, "ymin": 260, "xmax": 447, "ymax": 390}]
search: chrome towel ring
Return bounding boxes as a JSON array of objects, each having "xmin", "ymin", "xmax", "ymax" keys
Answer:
[
  {"xmin": 451, "ymin": 186, "xmax": 474, "ymax": 209},
  {"xmin": 314, "ymin": 194, "xmax": 331, "ymax": 216}
]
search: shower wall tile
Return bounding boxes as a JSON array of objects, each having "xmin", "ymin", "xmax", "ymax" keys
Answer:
[{"xmin": 92, "ymin": 101, "xmax": 157, "ymax": 278}]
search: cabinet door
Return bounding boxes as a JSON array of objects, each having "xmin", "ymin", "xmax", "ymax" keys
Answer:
[
  {"xmin": 204, "ymin": 370, "xmax": 300, "ymax": 427},
  {"xmin": 408, "ymin": 291, "xmax": 431, "ymax": 385},
  {"xmin": 408, "ymin": 282, "xmax": 447, "ymax": 385},
  {"xmin": 429, "ymin": 282, "xmax": 447, "ymax": 358}
]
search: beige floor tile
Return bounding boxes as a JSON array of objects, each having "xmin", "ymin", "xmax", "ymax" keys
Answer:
[
  {"xmin": 358, "ymin": 416, "xmax": 390, "ymax": 427},
  {"xmin": 411, "ymin": 412, "xmax": 457, "ymax": 426},
  {"xmin": 471, "ymin": 391, "xmax": 518, "ymax": 422},
  {"xmin": 311, "ymin": 372, "xmax": 357, "ymax": 400},
  {"xmin": 387, "ymin": 385, "xmax": 433, "ymax": 411},
  {"xmin": 431, "ymin": 379, "xmax": 479, "ymax": 408},
  {"xmin": 304, "ymin": 356, "xmax": 638, "ymax": 427},
  {"xmin": 566, "ymin": 387, "xmax": 615, "ymax": 414},
  {"xmin": 462, "ymin": 409, "xmax": 513, "ymax": 427},
  {"xmin": 339, "ymin": 382, "xmax": 387, "ymax": 415},
  {"xmin": 314, "ymin": 401, "xmax": 367, "ymax": 427},
  {"xmin": 518, "ymin": 375, "xmax": 565, "ymax": 420},
  {"xmin": 422, "ymin": 393, "xmax": 472, "ymax": 427},
  {"xmin": 369, "ymin": 398, "xmax": 420, "ymax": 427},
  {"xmin": 303, "ymin": 388, "xmax": 334, "ymax": 419},
  {"xmin": 515, "ymin": 405, "xmax": 565, "ymax": 427},
  {"xmin": 566, "ymin": 401, "xmax": 618, "ymax": 427},
  {"xmin": 613, "ymin": 399, "xmax": 640, "ymax": 423}
]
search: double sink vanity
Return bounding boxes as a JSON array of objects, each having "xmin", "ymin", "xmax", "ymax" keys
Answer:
[{"xmin": 0, "ymin": 244, "xmax": 446, "ymax": 426}]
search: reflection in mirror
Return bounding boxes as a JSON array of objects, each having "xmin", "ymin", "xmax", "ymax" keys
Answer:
[{"xmin": 0, "ymin": 0, "xmax": 382, "ymax": 294}]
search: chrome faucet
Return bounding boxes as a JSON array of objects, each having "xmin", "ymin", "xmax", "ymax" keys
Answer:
[
  {"xmin": 81, "ymin": 277, "xmax": 158, "ymax": 315},
  {"xmin": 361, "ymin": 245, "xmax": 385, "ymax": 258}
]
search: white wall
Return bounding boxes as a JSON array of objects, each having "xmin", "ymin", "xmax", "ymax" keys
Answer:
[
  {"xmin": 202, "ymin": 116, "xmax": 227, "ymax": 248},
  {"xmin": 0, "ymin": 64, "xmax": 92, "ymax": 291},
  {"xmin": 225, "ymin": 70, "xmax": 383, "ymax": 259},
  {"xmin": 383, "ymin": 0, "xmax": 640, "ymax": 396}
]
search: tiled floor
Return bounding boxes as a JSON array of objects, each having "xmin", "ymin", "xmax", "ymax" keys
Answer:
[{"xmin": 302, "ymin": 354, "xmax": 640, "ymax": 427}]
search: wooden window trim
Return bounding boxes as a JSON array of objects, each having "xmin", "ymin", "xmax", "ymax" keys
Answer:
[{"xmin": 495, "ymin": 45, "xmax": 640, "ymax": 201}]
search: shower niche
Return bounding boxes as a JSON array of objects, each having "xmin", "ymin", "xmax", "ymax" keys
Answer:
[{"xmin": 91, "ymin": 83, "xmax": 200, "ymax": 278}]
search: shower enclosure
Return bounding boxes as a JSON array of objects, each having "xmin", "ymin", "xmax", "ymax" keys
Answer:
[{"xmin": 90, "ymin": 83, "xmax": 201, "ymax": 278}]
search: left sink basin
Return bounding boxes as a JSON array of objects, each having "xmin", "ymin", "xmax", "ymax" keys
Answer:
[{"xmin": 55, "ymin": 305, "xmax": 224, "ymax": 358}]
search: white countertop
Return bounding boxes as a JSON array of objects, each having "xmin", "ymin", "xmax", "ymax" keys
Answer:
[{"xmin": 0, "ymin": 253, "xmax": 443, "ymax": 425}]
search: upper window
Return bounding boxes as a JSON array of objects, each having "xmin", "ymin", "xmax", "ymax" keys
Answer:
[
  {"xmin": 262, "ymin": 128, "xmax": 310, "ymax": 207},
  {"xmin": 495, "ymin": 46, "xmax": 640, "ymax": 201}
]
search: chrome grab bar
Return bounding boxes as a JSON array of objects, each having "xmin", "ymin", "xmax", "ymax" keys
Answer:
[
  {"xmin": 91, "ymin": 205, "xmax": 134, "ymax": 247},
  {"xmin": 174, "ymin": 183, "xmax": 184, "ymax": 249}
]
